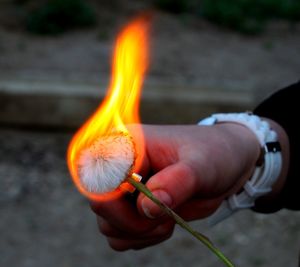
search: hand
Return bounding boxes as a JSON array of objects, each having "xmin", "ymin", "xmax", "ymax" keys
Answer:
[{"xmin": 90, "ymin": 121, "xmax": 288, "ymax": 250}]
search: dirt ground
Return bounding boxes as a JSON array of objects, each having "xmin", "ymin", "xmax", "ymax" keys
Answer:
[{"xmin": 0, "ymin": 8, "xmax": 300, "ymax": 267}]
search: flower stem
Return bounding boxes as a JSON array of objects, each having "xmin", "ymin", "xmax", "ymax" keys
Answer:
[{"xmin": 127, "ymin": 175, "xmax": 235, "ymax": 267}]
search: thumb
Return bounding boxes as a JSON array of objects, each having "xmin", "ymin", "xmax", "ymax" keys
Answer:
[{"xmin": 137, "ymin": 162, "xmax": 199, "ymax": 218}]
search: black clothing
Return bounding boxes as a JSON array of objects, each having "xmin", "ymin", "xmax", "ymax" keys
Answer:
[{"xmin": 253, "ymin": 81, "xmax": 300, "ymax": 212}]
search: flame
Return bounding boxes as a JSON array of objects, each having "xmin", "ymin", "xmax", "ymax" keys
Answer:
[{"xmin": 67, "ymin": 16, "xmax": 150, "ymax": 201}]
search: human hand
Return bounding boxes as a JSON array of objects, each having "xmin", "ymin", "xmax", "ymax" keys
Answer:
[{"xmin": 90, "ymin": 121, "xmax": 288, "ymax": 250}]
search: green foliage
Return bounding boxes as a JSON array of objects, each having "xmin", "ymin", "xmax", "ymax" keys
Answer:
[
  {"xmin": 26, "ymin": 0, "xmax": 96, "ymax": 35},
  {"xmin": 154, "ymin": 0, "xmax": 193, "ymax": 14},
  {"xmin": 154, "ymin": 0, "xmax": 300, "ymax": 34},
  {"xmin": 201, "ymin": 0, "xmax": 300, "ymax": 34},
  {"xmin": 201, "ymin": 0, "xmax": 262, "ymax": 34}
]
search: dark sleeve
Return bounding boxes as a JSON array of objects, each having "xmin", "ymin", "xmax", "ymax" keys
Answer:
[{"xmin": 253, "ymin": 81, "xmax": 300, "ymax": 212}]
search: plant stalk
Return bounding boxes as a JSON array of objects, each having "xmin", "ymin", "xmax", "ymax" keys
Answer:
[{"xmin": 127, "ymin": 175, "xmax": 234, "ymax": 267}]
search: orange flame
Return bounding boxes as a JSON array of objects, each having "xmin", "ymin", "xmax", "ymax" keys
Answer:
[{"xmin": 67, "ymin": 16, "xmax": 150, "ymax": 201}]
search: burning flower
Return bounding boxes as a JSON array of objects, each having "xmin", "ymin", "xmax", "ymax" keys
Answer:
[
  {"xmin": 67, "ymin": 15, "xmax": 234, "ymax": 267},
  {"xmin": 67, "ymin": 15, "xmax": 149, "ymax": 201},
  {"xmin": 78, "ymin": 131, "xmax": 135, "ymax": 194}
]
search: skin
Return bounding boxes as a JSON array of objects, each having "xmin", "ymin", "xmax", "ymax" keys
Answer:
[{"xmin": 90, "ymin": 119, "xmax": 289, "ymax": 251}]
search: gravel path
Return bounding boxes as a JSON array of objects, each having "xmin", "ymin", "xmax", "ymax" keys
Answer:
[{"xmin": 0, "ymin": 129, "xmax": 299, "ymax": 267}]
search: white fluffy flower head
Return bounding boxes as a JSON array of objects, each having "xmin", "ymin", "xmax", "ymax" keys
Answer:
[{"xmin": 78, "ymin": 132, "xmax": 135, "ymax": 194}]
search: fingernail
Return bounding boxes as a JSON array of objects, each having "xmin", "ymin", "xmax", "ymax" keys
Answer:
[{"xmin": 141, "ymin": 190, "xmax": 172, "ymax": 219}]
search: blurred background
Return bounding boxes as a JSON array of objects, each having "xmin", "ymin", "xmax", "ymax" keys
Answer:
[{"xmin": 0, "ymin": 1, "xmax": 299, "ymax": 266}]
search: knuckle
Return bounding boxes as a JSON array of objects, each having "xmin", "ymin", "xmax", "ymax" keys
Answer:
[
  {"xmin": 97, "ymin": 217, "xmax": 122, "ymax": 237},
  {"xmin": 89, "ymin": 201, "xmax": 102, "ymax": 215},
  {"xmin": 156, "ymin": 223, "xmax": 175, "ymax": 239},
  {"xmin": 107, "ymin": 238, "xmax": 129, "ymax": 251},
  {"xmin": 127, "ymin": 225, "xmax": 151, "ymax": 235},
  {"xmin": 182, "ymin": 161, "xmax": 203, "ymax": 193},
  {"xmin": 98, "ymin": 221, "xmax": 114, "ymax": 236},
  {"xmin": 122, "ymin": 220, "xmax": 158, "ymax": 235},
  {"xmin": 160, "ymin": 224, "xmax": 174, "ymax": 237}
]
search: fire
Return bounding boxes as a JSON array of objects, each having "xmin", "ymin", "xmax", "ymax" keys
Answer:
[{"xmin": 67, "ymin": 16, "xmax": 150, "ymax": 200}]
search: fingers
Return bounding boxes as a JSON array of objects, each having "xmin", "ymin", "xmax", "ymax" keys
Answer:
[
  {"xmin": 97, "ymin": 216, "xmax": 174, "ymax": 239},
  {"xmin": 97, "ymin": 217, "xmax": 175, "ymax": 251},
  {"xmin": 90, "ymin": 197, "xmax": 158, "ymax": 235},
  {"xmin": 91, "ymin": 194, "xmax": 176, "ymax": 251},
  {"xmin": 137, "ymin": 162, "xmax": 199, "ymax": 218}
]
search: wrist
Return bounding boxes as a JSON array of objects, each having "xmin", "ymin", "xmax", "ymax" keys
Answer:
[
  {"xmin": 198, "ymin": 113, "xmax": 285, "ymax": 224},
  {"xmin": 218, "ymin": 119, "xmax": 290, "ymax": 211},
  {"xmin": 213, "ymin": 122, "xmax": 262, "ymax": 195}
]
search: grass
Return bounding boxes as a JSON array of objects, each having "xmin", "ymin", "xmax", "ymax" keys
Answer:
[
  {"xmin": 154, "ymin": 0, "xmax": 300, "ymax": 34},
  {"xmin": 26, "ymin": 0, "xmax": 96, "ymax": 35}
]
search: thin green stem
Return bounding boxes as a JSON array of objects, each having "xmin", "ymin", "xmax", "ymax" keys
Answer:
[{"xmin": 127, "ymin": 175, "xmax": 234, "ymax": 267}]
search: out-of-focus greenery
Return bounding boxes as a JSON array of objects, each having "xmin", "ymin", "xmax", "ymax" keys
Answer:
[
  {"xmin": 26, "ymin": 0, "xmax": 96, "ymax": 34},
  {"xmin": 154, "ymin": 0, "xmax": 300, "ymax": 34},
  {"xmin": 201, "ymin": 0, "xmax": 300, "ymax": 34},
  {"xmin": 154, "ymin": 0, "xmax": 192, "ymax": 14}
]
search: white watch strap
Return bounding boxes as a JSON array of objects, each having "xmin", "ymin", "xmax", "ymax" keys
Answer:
[{"xmin": 198, "ymin": 113, "xmax": 282, "ymax": 225}]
